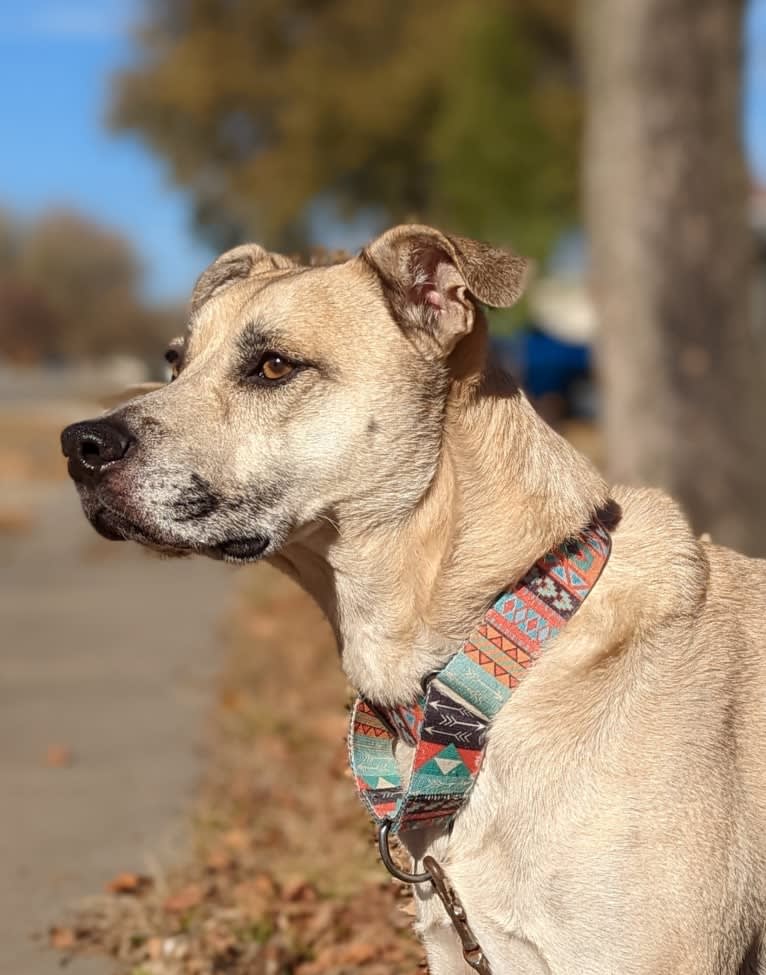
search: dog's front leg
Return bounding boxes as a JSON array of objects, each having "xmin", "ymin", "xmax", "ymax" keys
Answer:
[
  {"xmin": 399, "ymin": 828, "xmax": 475, "ymax": 975},
  {"xmin": 413, "ymin": 883, "xmax": 548, "ymax": 975},
  {"xmin": 400, "ymin": 834, "xmax": 499, "ymax": 974},
  {"xmin": 413, "ymin": 882, "xmax": 477, "ymax": 975}
]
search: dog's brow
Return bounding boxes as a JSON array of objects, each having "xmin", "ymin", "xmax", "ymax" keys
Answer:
[{"xmin": 235, "ymin": 319, "xmax": 291, "ymax": 363}]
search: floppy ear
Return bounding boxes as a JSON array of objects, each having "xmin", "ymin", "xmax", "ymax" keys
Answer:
[
  {"xmin": 363, "ymin": 225, "xmax": 528, "ymax": 355},
  {"xmin": 191, "ymin": 244, "xmax": 295, "ymax": 314}
]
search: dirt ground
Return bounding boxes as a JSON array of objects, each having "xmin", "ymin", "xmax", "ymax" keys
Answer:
[{"xmin": 54, "ymin": 568, "xmax": 424, "ymax": 975}]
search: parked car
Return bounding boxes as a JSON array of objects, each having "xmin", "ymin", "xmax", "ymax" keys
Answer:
[{"xmin": 491, "ymin": 325, "xmax": 596, "ymax": 420}]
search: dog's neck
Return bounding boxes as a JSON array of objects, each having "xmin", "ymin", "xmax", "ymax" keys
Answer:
[{"xmin": 272, "ymin": 370, "xmax": 609, "ymax": 705}]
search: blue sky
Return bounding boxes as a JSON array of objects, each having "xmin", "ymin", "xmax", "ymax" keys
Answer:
[
  {"xmin": 1, "ymin": 0, "xmax": 766, "ymax": 302},
  {"xmin": 0, "ymin": 0, "xmax": 213, "ymax": 301}
]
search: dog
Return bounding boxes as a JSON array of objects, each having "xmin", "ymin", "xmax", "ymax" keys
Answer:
[{"xmin": 62, "ymin": 225, "xmax": 766, "ymax": 974}]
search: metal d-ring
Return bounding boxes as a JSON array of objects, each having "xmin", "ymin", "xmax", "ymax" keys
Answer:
[{"xmin": 377, "ymin": 821, "xmax": 431, "ymax": 884}]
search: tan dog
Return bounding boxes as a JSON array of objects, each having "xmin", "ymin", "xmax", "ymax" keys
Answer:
[{"xmin": 62, "ymin": 226, "xmax": 766, "ymax": 975}]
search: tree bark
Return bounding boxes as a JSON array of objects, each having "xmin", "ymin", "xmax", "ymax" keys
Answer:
[{"xmin": 581, "ymin": 0, "xmax": 766, "ymax": 554}]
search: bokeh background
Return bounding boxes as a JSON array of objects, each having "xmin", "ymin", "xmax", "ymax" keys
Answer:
[{"xmin": 1, "ymin": 2, "xmax": 765, "ymax": 973}]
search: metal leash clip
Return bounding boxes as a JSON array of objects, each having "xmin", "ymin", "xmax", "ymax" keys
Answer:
[
  {"xmin": 422, "ymin": 856, "xmax": 491, "ymax": 975},
  {"xmin": 377, "ymin": 823, "xmax": 491, "ymax": 974}
]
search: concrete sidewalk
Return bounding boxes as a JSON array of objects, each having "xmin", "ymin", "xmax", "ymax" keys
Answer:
[{"xmin": 0, "ymin": 483, "xmax": 234, "ymax": 975}]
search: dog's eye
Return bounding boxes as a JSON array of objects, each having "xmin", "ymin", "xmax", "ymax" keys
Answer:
[
  {"xmin": 164, "ymin": 343, "xmax": 183, "ymax": 381},
  {"xmin": 253, "ymin": 354, "xmax": 296, "ymax": 383}
]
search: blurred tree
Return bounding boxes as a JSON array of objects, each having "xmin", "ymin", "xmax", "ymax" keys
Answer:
[
  {"xmin": 0, "ymin": 208, "xmax": 19, "ymax": 270},
  {"xmin": 110, "ymin": 0, "xmax": 579, "ymax": 263},
  {"xmin": 582, "ymin": 0, "xmax": 766, "ymax": 553},
  {"xmin": 20, "ymin": 209, "xmax": 143, "ymax": 359},
  {"xmin": 0, "ymin": 208, "xmax": 173, "ymax": 365},
  {"xmin": 0, "ymin": 279, "xmax": 63, "ymax": 364},
  {"xmin": 431, "ymin": 2, "xmax": 581, "ymax": 259}
]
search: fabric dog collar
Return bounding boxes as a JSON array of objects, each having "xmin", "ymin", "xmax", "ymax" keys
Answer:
[{"xmin": 348, "ymin": 518, "xmax": 612, "ymax": 836}]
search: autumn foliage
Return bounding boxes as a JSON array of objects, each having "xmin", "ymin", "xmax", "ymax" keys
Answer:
[{"xmin": 111, "ymin": 0, "xmax": 579, "ymax": 260}]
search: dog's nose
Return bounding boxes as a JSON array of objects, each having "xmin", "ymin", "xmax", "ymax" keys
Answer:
[{"xmin": 61, "ymin": 419, "xmax": 134, "ymax": 483}]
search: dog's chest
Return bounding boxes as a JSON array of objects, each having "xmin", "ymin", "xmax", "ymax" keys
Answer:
[
  {"xmin": 412, "ymin": 683, "xmax": 624, "ymax": 971},
  {"xmin": 406, "ymin": 740, "xmax": 576, "ymax": 971}
]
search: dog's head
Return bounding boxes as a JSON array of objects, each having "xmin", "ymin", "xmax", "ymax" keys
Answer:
[{"xmin": 61, "ymin": 225, "xmax": 527, "ymax": 562}]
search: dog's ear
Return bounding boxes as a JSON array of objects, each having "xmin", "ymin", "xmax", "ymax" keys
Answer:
[
  {"xmin": 363, "ymin": 225, "xmax": 528, "ymax": 355},
  {"xmin": 191, "ymin": 244, "xmax": 295, "ymax": 314}
]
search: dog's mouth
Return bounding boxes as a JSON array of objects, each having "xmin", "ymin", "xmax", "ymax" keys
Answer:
[
  {"xmin": 90, "ymin": 504, "xmax": 181, "ymax": 553},
  {"xmin": 88, "ymin": 504, "xmax": 271, "ymax": 564},
  {"xmin": 90, "ymin": 508, "xmax": 128, "ymax": 542},
  {"xmin": 209, "ymin": 536, "xmax": 271, "ymax": 563}
]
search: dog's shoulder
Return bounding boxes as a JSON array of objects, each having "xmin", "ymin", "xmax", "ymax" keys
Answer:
[
  {"xmin": 611, "ymin": 484, "xmax": 766, "ymax": 655},
  {"xmin": 703, "ymin": 540, "xmax": 766, "ymax": 588},
  {"xmin": 605, "ymin": 485, "xmax": 708, "ymax": 624},
  {"xmin": 700, "ymin": 539, "xmax": 766, "ymax": 639}
]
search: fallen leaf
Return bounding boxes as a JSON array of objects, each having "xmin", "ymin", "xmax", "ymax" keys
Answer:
[
  {"xmin": 205, "ymin": 847, "xmax": 232, "ymax": 872},
  {"xmin": 232, "ymin": 873, "xmax": 276, "ymax": 920},
  {"xmin": 222, "ymin": 828, "xmax": 250, "ymax": 851},
  {"xmin": 219, "ymin": 687, "xmax": 245, "ymax": 712},
  {"xmin": 44, "ymin": 744, "xmax": 73, "ymax": 768},
  {"xmin": 106, "ymin": 871, "xmax": 153, "ymax": 895},
  {"xmin": 163, "ymin": 883, "xmax": 204, "ymax": 914},
  {"xmin": 340, "ymin": 942, "xmax": 379, "ymax": 965},
  {"xmin": 201, "ymin": 927, "xmax": 237, "ymax": 956},
  {"xmin": 49, "ymin": 926, "xmax": 76, "ymax": 950},
  {"xmin": 299, "ymin": 901, "xmax": 336, "ymax": 944},
  {"xmin": 281, "ymin": 875, "xmax": 317, "ymax": 902},
  {"xmin": 297, "ymin": 941, "xmax": 378, "ymax": 975}
]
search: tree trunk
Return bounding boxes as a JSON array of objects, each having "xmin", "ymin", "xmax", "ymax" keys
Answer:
[{"xmin": 581, "ymin": 0, "xmax": 766, "ymax": 554}]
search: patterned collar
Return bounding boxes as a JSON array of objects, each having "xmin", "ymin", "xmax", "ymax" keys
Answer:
[{"xmin": 348, "ymin": 518, "xmax": 612, "ymax": 835}]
